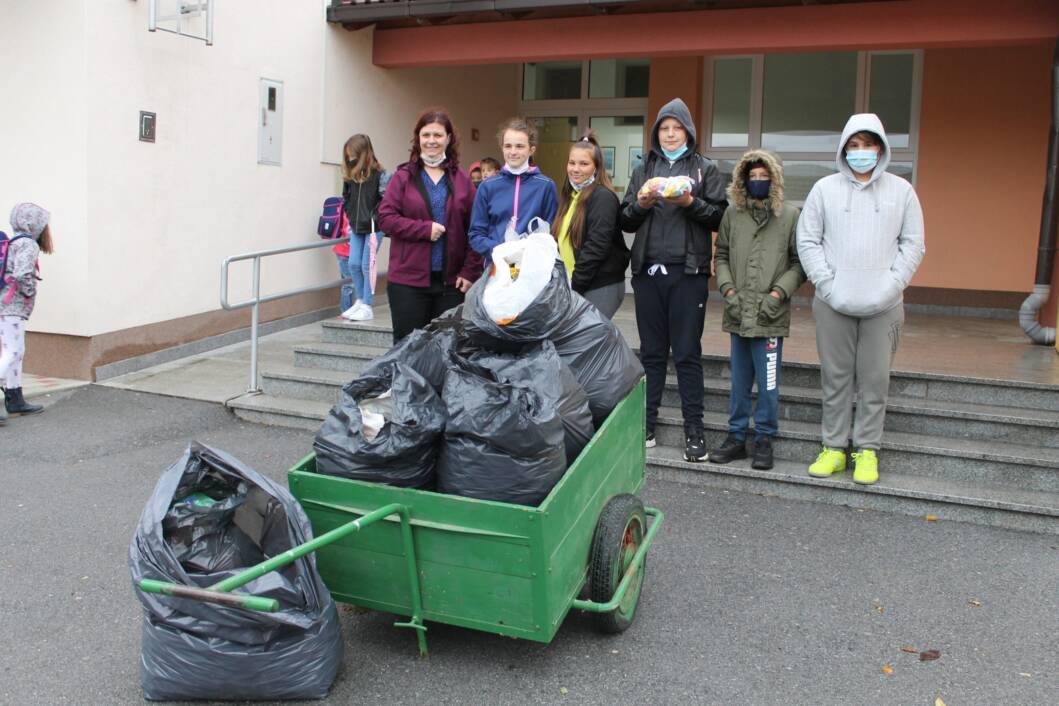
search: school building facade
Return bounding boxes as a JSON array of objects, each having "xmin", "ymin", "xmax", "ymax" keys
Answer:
[{"xmin": 2, "ymin": 0, "xmax": 1057, "ymax": 380}]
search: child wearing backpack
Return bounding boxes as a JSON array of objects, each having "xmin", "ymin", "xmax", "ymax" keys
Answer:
[
  {"xmin": 339, "ymin": 134, "xmax": 390, "ymax": 322},
  {"xmin": 1, "ymin": 202, "xmax": 53, "ymax": 422}
]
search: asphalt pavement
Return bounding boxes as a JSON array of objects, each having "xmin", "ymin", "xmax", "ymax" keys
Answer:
[{"xmin": 1, "ymin": 385, "xmax": 1055, "ymax": 706}]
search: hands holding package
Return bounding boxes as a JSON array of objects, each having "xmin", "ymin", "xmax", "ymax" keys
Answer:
[{"xmin": 637, "ymin": 176, "xmax": 695, "ymax": 209}]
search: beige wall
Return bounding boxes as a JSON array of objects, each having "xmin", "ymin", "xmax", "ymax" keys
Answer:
[
  {"xmin": 322, "ymin": 25, "xmax": 518, "ymax": 180},
  {"xmin": 4, "ymin": 2, "xmax": 518, "ymax": 346},
  {"xmin": 0, "ymin": 1, "xmax": 92, "ymax": 332}
]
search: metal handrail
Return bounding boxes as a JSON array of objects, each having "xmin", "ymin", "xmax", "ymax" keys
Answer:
[{"xmin": 221, "ymin": 236, "xmax": 350, "ymax": 393}]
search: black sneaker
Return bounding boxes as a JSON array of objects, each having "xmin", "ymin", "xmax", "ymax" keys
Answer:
[
  {"xmin": 684, "ymin": 432, "xmax": 707, "ymax": 462},
  {"xmin": 709, "ymin": 434, "xmax": 748, "ymax": 464},
  {"xmin": 751, "ymin": 436, "xmax": 774, "ymax": 470},
  {"xmin": 645, "ymin": 432, "xmax": 656, "ymax": 449}
]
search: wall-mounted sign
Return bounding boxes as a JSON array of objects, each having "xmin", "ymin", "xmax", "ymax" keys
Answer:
[{"xmin": 140, "ymin": 111, "xmax": 157, "ymax": 143}]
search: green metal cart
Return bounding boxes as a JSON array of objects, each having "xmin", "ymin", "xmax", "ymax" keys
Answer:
[{"xmin": 140, "ymin": 379, "xmax": 662, "ymax": 655}]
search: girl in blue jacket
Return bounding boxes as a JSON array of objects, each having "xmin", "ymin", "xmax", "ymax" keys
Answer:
[{"xmin": 468, "ymin": 117, "xmax": 559, "ymax": 262}]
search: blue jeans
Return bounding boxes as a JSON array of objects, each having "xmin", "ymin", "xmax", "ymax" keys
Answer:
[
  {"xmin": 348, "ymin": 232, "xmax": 381, "ymax": 306},
  {"xmin": 336, "ymin": 254, "xmax": 354, "ymax": 313},
  {"xmin": 728, "ymin": 334, "xmax": 783, "ymax": 440}
]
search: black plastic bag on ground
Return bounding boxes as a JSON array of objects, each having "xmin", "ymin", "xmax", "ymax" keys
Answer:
[
  {"xmin": 438, "ymin": 354, "xmax": 567, "ymax": 506},
  {"xmin": 463, "ymin": 261, "xmax": 643, "ymax": 424},
  {"xmin": 314, "ymin": 362, "xmax": 445, "ymax": 488},
  {"xmin": 129, "ymin": 442, "xmax": 343, "ymax": 701},
  {"xmin": 467, "ymin": 341, "xmax": 594, "ymax": 465}
]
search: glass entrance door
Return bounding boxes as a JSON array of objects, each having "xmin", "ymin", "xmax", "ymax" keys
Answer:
[
  {"xmin": 527, "ymin": 114, "xmax": 647, "ymax": 196},
  {"xmin": 588, "ymin": 115, "xmax": 646, "ymax": 195},
  {"xmin": 529, "ymin": 116, "xmax": 579, "ymax": 189}
]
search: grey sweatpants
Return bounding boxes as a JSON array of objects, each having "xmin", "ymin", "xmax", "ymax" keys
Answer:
[
  {"xmin": 582, "ymin": 281, "xmax": 626, "ymax": 319},
  {"xmin": 812, "ymin": 297, "xmax": 904, "ymax": 451}
]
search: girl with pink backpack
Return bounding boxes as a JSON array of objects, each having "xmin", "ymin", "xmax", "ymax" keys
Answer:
[{"xmin": 0, "ymin": 202, "xmax": 53, "ymax": 423}]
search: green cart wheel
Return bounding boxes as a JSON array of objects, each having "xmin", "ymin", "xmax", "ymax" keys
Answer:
[{"xmin": 589, "ymin": 494, "xmax": 647, "ymax": 634}]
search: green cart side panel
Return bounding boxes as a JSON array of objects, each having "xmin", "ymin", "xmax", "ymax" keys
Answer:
[
  {"xmin": 538, "ymin": 379, "xmax": 646, "ymax": 633},
  {"xmin": 288, "ymin": 379, "xmax": 647, "ymax": 644},
  {"xmin": 289, "ymin": 468, "xmax": 547, "ymax": 640}
]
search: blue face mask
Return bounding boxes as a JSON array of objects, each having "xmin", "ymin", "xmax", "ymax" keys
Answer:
[
  {"xmin": 747, "ymin": 179, "xmax": 771, "ymax": 200},
  {"xmin": 661, "ymin": 143, "xmax": 688, "ymax": 161},
  {"xmin": 846, "ymin": 150, "xmax": 879, "ymax": 174}
]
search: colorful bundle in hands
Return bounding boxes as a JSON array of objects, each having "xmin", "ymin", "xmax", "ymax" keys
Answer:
[{"xmin": 638, "ymin": 175, "xmax": 694, "ymax": 200}]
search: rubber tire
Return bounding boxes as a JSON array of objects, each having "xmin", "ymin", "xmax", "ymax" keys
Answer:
[{"xmin": 589, "ymin": 494, "xmax": 647, "ymax": 634}]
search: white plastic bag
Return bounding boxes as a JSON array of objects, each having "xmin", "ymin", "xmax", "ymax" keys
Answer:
[
  {"xmin": 358, "ymin": 388, "xmax": 394, "ymax": 442},
  {"xmin": 483, "ymin": 227, "xmax": 558, "ymax": 325}
]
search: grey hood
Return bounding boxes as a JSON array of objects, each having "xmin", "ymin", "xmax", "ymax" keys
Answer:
[
  {"xmin": 835, "ymin": 113, "xmax": 891, "ymax": 186},
  {"xmin": 651, "ymin": 98, "xmax": 697, "ymax": 158}
]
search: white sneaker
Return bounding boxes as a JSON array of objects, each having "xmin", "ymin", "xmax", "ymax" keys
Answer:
[
  {"xmin": 340, "ymin": 304, "xmax": 360, "ymax": 320},
  {"xmin": 348, "ymin": 302, "xmax": 374, "ymax": 321}
]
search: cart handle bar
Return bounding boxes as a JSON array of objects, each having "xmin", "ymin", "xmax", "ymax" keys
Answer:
[
  {"xmin": 571, "ymin": 506, "xmax": 664, "ymax": 614},
  {"xmin": 137, "ymin": 502, "xmax": 410, "ymax": 614}
]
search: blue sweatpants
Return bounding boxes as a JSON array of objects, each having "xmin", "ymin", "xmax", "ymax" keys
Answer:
[{"xmin": 728, "ymin": 334, "xmax": 783, "ymax": 440}]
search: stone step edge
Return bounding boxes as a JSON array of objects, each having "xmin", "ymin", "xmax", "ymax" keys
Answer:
[
  {"xmin": 228, "ymin": 392, "xmax": 1059, "ymax": 476},
  {"xmin": 269, "ymin": 361, "xmax": 1059, "ymax": 429},
  {"xmin": 654, "ymin": 407, "xmax": 1059, "ymax": 470},
  {"xmin": 318, "ymin": 319, "xmax": 1059, "ymax": 393},
  {"xmin": 646, "ymin": 450, "xmax": 1059, "ymax": 518}
]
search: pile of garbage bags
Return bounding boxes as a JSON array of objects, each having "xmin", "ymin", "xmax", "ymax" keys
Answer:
[
  {"xmin": 313, "ymin": 232, "xmax": 643, "ymax": 506},
  {"xmin": 129, "ymin": 443, "xmax": 343, "ymax": 701}
]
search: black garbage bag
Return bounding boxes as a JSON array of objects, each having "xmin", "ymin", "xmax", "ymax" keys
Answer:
[
  {"xmin": 438, "ymin": 354, "xmax": 567, "ymax": 506},
  {"xmin": 463, "ymin": 261, "xmax": 643, "ymax": 424},
  {"xmin": 129, "ymin": 442, "xmax": 343, "ymax": 701},
  {"xmin": 467, "ymin": 341, "xmax": 594, "ymax": 465},
  {"xmin": 359, "ymin": 306, "xmax": 471, "ymax": 393},
  {"xmin": 314, "ymin": 362, "xmax": 445, "ymax": 488},
  {"xmin": 163, "ymin": 488, "xmax": 265, "ymax": 574}
]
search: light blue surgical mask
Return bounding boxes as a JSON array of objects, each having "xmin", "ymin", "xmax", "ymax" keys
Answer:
[
  {"xmin": 570, "ymin": 175, "xmax": 595, "ymax": 193},
  {"xmin": 846, "ymin": 149, "xmax": 879, "ymax": 174},
  {"xmin": 661, "ymin": 143, "xmax": 688, "ymax": 162}
]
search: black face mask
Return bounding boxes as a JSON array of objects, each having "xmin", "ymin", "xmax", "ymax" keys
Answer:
[
  {"xmin": 746, "ymin": 179, "xmax": 771, "ymax": 200},
  {"xmin": 346, "ymin": 157, "xmax": 358, "ymax": 168}
]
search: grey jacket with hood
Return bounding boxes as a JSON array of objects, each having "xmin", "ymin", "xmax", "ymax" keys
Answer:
[
  {"xmin": 796, "ymin": 113, "xmax": 925, "ymax": 318},
  {"xmin": 620, "ymin": 98, "xmax": 728, "ymax": 275},
  {"xmin": 2, "ymin": 203, "xmax": 48, "ymax": 319}
]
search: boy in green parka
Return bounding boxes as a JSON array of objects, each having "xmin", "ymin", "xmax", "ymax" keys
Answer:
[{"xmin": 709, "ymin": 150, "xmax": 805, "ymax": 470}]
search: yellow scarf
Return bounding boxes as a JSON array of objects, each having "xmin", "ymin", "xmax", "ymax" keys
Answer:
[{"xmin": 557, "ymin": 190, "xmax": 580, "ymax": 276}]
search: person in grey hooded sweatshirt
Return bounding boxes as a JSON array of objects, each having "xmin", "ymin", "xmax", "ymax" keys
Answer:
[
  {"xmin": 621, "ymin": 98, "xmax": 728, "ymax": 462},
  {"xmin": 797, "ymin": 113, "xmax": 925, "ymax": 485}
]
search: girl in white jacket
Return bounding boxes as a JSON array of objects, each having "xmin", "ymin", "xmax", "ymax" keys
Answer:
[
  {"xmin": 797, "ymin": 114, "xmax": 925, "ymax": 485},
  {"xmin": 1, "ymin": 202, "xmax": 54, "ymax": 422}
]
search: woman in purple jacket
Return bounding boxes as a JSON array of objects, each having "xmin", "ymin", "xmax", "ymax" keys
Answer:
[{"xmin": 378, "ymin": 108, "xmax": 483, "ymax": 343}]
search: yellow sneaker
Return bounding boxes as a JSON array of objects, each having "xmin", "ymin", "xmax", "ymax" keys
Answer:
[
  {"xmin": 851, "ymin": 449, "xmax": 879, "ymax": 485},
  {"xmin": 808, "ymin": 447, "xmax": 846, "ymax": 477}
]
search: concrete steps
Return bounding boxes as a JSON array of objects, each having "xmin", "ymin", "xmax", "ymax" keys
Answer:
[
  {"xmin": 229, "ymin": 316, "xmax": 1059, "ymax": 534},
  {"xmin": 646, "ymin": 445, "xmax": 1059, "ymax": 535}
]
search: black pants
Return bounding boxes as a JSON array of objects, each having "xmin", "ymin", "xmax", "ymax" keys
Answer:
[
  {"xmin": 387, "ymin": 273, "xmax": 465, "ymax": 344},
  {"xmin": 631, "ymin": 267, "xmax": 709, "ymax": 434}
]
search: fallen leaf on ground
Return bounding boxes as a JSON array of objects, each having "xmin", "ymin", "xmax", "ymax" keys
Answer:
[
  {"xmin": 1019, "ymin": 672, "xmax": 1032, "ymax": 677},
  {"xmin": 968, "ymin": 598, "xmax": 982, "ymax": 607},
  {"xmin": 925, "ymin": 515, "xmax": 938, "ymax": 522},
  {"xmin": 560, "ymin": 687, "xmax": 569, "ymax": 695},
  {"xmin": 936, "ymin": 698, "xmax": 947, "ymax": 706},
  {"xmin": 873, "ymin": 602, "xmax": 885, "ymax": 614},
  {"xmin": 882, "ymin": 665, "xmax": 894, "ymax": 674},
  {"xmin": 919, "ymin": 650, "xmax": 941, "ymax": 662},
  {"xmin": 900, "ymin": 646, "xmax": 919, "ymax": 654}
]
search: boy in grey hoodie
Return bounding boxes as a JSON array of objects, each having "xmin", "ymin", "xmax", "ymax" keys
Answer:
[{"xmin": 797, "ymin": 113, "xmax": 925, "ymax": 485}]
